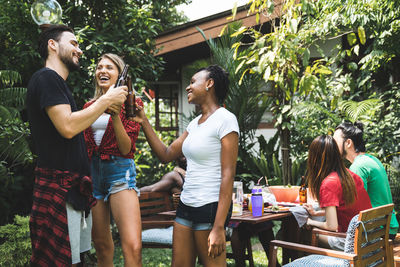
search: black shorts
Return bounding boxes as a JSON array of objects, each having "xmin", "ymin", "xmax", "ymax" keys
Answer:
[{"xmin": 176, "ymin": 200, "xmax": 232, "ymax": 227}]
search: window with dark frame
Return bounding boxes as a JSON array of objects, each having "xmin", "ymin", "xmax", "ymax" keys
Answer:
[{"xmin": 151, "ymin": 83, "xmax": 180, "ymax": 134}]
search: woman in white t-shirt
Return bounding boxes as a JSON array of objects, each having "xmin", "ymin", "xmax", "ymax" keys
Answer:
[{"xmin": 133, "ymin": 65, "xmax": 239, "ymax": 267}]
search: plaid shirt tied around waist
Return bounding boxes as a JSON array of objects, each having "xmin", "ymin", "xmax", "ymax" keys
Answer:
[{"xmin": 29, "ymin": 167, "xmax": 96, "ymax": 266}]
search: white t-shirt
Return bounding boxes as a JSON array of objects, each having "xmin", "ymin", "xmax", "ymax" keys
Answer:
[
  {"xmin": 91, "ymin": 113, "xmax": 110, "ymax": 146},
  {"xmin": 180, "ymin": 107, "xmax": 239, "ymax": 207}
]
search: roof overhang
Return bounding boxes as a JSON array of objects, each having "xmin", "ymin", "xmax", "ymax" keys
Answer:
[{"xmin": 155, "ymin": 1, "xmax": 283, "ymax": 56}]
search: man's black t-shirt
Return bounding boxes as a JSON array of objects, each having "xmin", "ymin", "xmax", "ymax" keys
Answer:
[{"xmin": 26, "ymin": 68, "xmax": 90, "ymax": 175}]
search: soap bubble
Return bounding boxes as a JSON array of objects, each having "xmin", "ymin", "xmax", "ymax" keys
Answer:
[{"xmin": 31, "ymin": 0, "xmax": 62, "ymax": 25}]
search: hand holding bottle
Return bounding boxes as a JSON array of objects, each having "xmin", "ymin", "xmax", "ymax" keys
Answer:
[
  {"xmin": 105, "ymin": 64, "xmax": 129, "ymax": 115},
  {"xmin": 128, "ymin": 100, "xmax": 146, "ymax": 124},
  {"xmin": 108, "ymin": 103, "xmax": 122, "ymax": 117},
  {"xmin": 104, "ymin": 84, "xmax": 128, "ymax": 107}
]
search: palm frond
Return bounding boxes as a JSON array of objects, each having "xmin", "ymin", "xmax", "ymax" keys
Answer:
[
  {"xmin": 0, "ymin": 70, "xmax": 21, "ymax": 87},
  {"xmin": 0, "ymin": 105, "xmax": 12, "ymax": 121},
  {"xmin": 0, "ymin": 87, "xmax": 27, "ymax": 110},
  {"xmin": 339, "ymin": 99, "xmax": 382, "ymax": 122},
  {"xmin": 0, "ymin": 162, "xmax": 9, "ymax": 178}
]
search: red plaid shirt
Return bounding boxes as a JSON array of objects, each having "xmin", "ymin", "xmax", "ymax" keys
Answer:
[
  {"xmin": 30, "ymin": 167, "xmax": 96, "ymax": 266},
  {"xmin": 83, "ymin": 98, "xmax": 142, "ymax": 160}
]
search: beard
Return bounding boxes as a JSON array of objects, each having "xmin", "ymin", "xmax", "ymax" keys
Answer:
[{"xmin": 59, "ymin": 47, "xmax": 80, "ymax": 72}]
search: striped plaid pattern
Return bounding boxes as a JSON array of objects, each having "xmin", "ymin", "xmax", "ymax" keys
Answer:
[
  {"xmin": 83, "ymin": 98, "xmax": 143, "ymax": 161},
  {"xmin": 29, "ymin": 167, "xmax": 96, "ymax": 266}
]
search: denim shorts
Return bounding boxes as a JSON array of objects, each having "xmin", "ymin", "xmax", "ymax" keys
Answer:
[
  {"xmin": 90, "ymin": 155, "xmax": 139, "ymax": 201},
  {"xmin": 175, "ymin": 200, "xmax": 232, "ymax": 230}
]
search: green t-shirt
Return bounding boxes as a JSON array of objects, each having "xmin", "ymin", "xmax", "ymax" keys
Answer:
[{"xmin": 350, "ymin": 153, "xmax": 399, "ymax": 235}]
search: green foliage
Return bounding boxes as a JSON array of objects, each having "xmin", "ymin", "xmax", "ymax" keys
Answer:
[
  {"xmin": 0, "ymin": 70, "xmax": 21, "ymax": 86},
  {"xmin": 338, "ymin": 99, "xmax": 382, "ymax": 123},
  {"xmin": 0, "ymin": 70, "xmax": 31, "ymax": 175},
  {"xmin": 0, "ymin": 87, "xmax": 27, "ymax": 110},
  {"xmin": 232, "ymin": 0, "xmax": 400, "ymax": 187},
  {"xmin": 0, "ymin": 1, "xmax": 43, "ymax": 84},
  {"xmin": 0, "ymin": 70, "xmax": 32, "ymax": 180},
  {"xmin": 237, "ymin": 133, "xmax": 280, "ymax": 186},
  {"xmin": 134, "ymin": 99, "xmax": 176, "ymax": 187},
  {"xmin": 0, "ymin": 69, "xmax": 34, "ymax": 225},
  {"xmin": 231, "ymin": 0, "xmax": 336, "ymax": 184},
  {"xmin": 0, "ymin": 120, "xmax": 32, "ymax": 172},
  {"xmin": 290, "ymin": 100, "xmax": 340, "ymax": 158},
  {"xmin": 0, "ymin": 215, "xmax": 31, "ymax": 267},
  {"xmin": 313, "ymin": 0, "xmax": 400, "ymax": 84},
  {"xmin": 0, "ymin": 70, "xmax": 26, "ymax": 110},
  {"xmin": 365, "ymin": 86, "xmax": 400, "ymax": 161}
]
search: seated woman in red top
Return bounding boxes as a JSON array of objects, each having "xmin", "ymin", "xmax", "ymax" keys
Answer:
[
  {"xmin": 83, "ymin": 53, "xmax": 143, "ymax": 266},
  {"xmin": 304, "ymin": 135, "xmax": 371, "ymax": 251}
]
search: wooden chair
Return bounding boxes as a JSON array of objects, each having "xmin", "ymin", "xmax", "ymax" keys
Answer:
[
  {"xmin": 269, "ymin": 204, "xmax": 395, "ymax": 267},
  {"xmin": 393, "ymin": 233, "xmax": 400, "ymax": 267},
  {"xmin": 139, "ymin": 191, "xmax": 175, "ymax": 248}
]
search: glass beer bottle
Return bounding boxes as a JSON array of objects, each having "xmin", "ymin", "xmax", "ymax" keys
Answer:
[
  {"xmin": 299, "ymin": 176, "xmax": 307, "ymax": 205},
  {"xmin": 125, "ymin": 76, "xmax": 136, "ymax": 119},
  {"xmin": 106, "ymin": 64, "xmax": 129, "ymax": 115}
]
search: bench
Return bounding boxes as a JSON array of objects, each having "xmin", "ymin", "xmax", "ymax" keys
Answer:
[{"xmin": 139, "ymin": 191, "xmax": 175, "ymax": 248}]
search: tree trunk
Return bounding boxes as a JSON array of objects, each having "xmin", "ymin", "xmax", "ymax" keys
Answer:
[
  {"xmin": 279, "ymin": 122, "xmax": 292, "ymax": 185},
  {"xmin": 276, "ymin": 87, "xmax": 292, "ymax": 185}
]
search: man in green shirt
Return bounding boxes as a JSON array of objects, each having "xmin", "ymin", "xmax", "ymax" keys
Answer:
[{"xmin": 333, "ymin": 121, "xmax": 399, "ymax": 239}]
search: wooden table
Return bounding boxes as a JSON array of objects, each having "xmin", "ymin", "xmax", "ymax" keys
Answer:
[
  {"xmin": 158, "ymin": 209, "xmax": 292, "ymax": 222},
  {"xmin": 231, "ymin": 210, "xmax": 299, "ymax": 265},
  {"xmin": 159, "ymin": 209, "xmax": 300, "ymax": 265},
  {"xmin": 230, "ymin": 209, "xmax": 292, "ymax": 223}
]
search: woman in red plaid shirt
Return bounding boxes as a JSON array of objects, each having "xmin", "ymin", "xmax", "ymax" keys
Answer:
[{"xmin": 83, "ymin": 53, "xmax": 143, "ymax": 266}]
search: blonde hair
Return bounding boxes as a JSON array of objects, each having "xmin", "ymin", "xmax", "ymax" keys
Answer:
[{"xmin": 93, "ymin": 53, "xmax": 125, "ymax": 100}]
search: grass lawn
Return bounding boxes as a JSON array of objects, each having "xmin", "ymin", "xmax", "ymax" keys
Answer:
[{"xmin": 112, "ymin": 237, "xmax": 282, "ymax": 266}]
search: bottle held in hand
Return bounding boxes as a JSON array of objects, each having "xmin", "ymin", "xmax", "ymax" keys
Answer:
[
  {"xmin": 125, "ymin": 75, "xmax": 136, "ymax": 118},
  {"xmin": 106, "ymin": 64, "xmax": 129, "ymax": 115},
  {"xmin": 115, "ymin": 64, "xmax": 129, "ymax": 86}
]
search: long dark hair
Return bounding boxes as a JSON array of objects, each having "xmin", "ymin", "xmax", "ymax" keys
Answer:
[{"xmin": 306, "ymin": 135, "xmax": 357, "ymax": 205}]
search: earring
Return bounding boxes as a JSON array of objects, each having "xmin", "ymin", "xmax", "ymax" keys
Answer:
[{"xmin": 205, "ymin": 87, "xmax": 209, "ymax": 91}]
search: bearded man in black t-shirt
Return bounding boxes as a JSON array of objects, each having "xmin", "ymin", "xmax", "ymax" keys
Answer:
[{"xmin": 26, "ymin": 24, "xmax": 127, "ymax": 267}]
